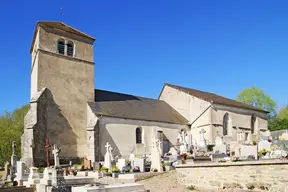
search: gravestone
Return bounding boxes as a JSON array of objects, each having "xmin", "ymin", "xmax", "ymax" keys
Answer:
[
  {"xmin": 40, "ymin": 167, "xmax": 53, "ymax": 185},
  {"xmin": 84, "ymin": 158, "xmax": 91, "ymax": 170},
  {"xmin": 117, "ymin": 159, "xmax": 126, "ymax": 172},
  {"xmin": 258, "ymin": 140, "xmax": 271, "ymax": 151},
  {"xmin": 198, "ymin": 129, "xmax": 207, "ymax": 152},
  {"xmin": 239, "ymin": 145, "xmax": 257, "ymax": 160},
  {"xmin": 11, "ymin": 141, "xmax": 17, "ymax": 173},
  {"xmin": 213, "ymin": 136, "xmax": 227, "ymax": 155},
  {"xmin": 281, "ymin": 133, "xmax": 288, "ymax": 140},
  {"xmin": 93, "ymin": 162, "xmax": 101, "ymax": 171},
  {"xmin": 103, "ymin": 142, "xmax": 112, "ymax": 170},
  {"xmin": 150, "ymin": 139, "xmax": 163, "ymax": 172},
  {"xmin": 24, "ymin": 167, "xmax": 40, "ymax": 187},
  {"xmin": 133, "ymin": 158, "xmax": 144, "ymax": 172},
  {"xmin": 52, "ymin": 144, "xmax": 61, "ymax": 167},
  {"xmin": 16, "ymin": 161, "xmax": 24, "ymax": 180}
]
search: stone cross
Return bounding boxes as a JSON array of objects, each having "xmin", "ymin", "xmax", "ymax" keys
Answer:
[
  {"xmin": 199, "ymin": 129, "xmax": 206, "ymax": 137},
  {"xmin": 52, "ymin": 144, "xmax": 61, "ymax": 167},
  {"xmin": 105, "ymin": 142, "xmax": 111, "ymax": 153},
  {"xmin": 12, "ymin": 141, "xmax": 16, "ymax": 156},
  {"xmin": 45, "ymin": 137, "xmax": 51, "ymax": 167}
]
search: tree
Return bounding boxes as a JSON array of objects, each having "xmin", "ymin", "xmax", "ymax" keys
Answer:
[
  {"xmin": 236, "ymin": 86, "xmax": 276, "ymax": 119},
  {"xmin": 268, "ymin": 118, "xmax": 288, "ymax": 131},
  {"xmin": 0, "ymin": 104, "xmax": 29, "ymax": 165},
  {"xmin": 278, "ymin": 105, "xmax": 288, "ymax": 120}
]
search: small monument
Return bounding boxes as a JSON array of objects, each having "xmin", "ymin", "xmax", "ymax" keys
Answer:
[
  {"xmin": 52, "ymin": 144, "xmax": 61, "ymax": 167},
  {"xmin": 213, "ymin": 136, "xmax": 227, "ymax": 155},
  {"xmin": 11, "ymin": 141, "xmax": 17, "ymax": 174},
  {"xmin": 198, "ymin": 129, "xmax": 207, "ymax": 152},
  {"xmin": 150, "ymin": 139, "xmax": 163, "ymax": 172},
  {"xmin": 103, "ymin": 142, "xmax": 112, "ymax": 170}
]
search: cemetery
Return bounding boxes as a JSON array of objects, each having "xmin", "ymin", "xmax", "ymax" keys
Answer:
[{"xmin": 1, "ymin": 129, "xmax": 288, "ymax": 192}]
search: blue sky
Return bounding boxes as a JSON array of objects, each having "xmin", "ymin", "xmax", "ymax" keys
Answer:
[{"xmin": 0, "ymin": 0, "xmax": 287, "ymax": 113}]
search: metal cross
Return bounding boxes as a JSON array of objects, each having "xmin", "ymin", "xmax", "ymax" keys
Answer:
[{"xmin": 45, "ymin": 137, "xmax": 51, "ymax": 167}]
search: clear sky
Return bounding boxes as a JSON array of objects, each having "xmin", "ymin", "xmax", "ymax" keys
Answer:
[{"xmin": 0, "ymin": 0, "xmax": 287, "ymax": 113}]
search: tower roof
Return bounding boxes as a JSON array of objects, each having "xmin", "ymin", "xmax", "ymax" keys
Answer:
[{"xmin": 30, "ymin": 21, "xmax": 96, "ymax": 53}]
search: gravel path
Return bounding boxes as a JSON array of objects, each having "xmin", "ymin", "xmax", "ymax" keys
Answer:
[{"xmin": 137, "ymin": 170, "xmax": 191, "ymax": 192}]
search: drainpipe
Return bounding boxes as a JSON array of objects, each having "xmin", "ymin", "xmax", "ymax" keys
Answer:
[{"xmin": 97, "ymin": 115, "xmax": 103, "ymax": 162}]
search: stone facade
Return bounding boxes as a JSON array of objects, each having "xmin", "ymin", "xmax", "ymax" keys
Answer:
[
  {"xmin": 86, "ymin": 103, "xmax": 188, "ymax": 162},
  {"xmin": 176, "ymin": 161, "xmax": 288, "ymax": 191},
  {"xmin": 22, "ymin": 22, "xmax": 95, "ymax": 166},
  {"xmin": 159, "ymin": 85, "xmax": 269, "ymax": 145}
]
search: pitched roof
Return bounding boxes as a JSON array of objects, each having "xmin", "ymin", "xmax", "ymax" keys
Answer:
[
  {"xmin": 30, "ymin": 21, "xmax": 96, "ymax": 53},
  {"xmin": 164, "ymin": 83, "xmax": 269, "ymax": 113},
  {"xmin": 88, "ymin": 89, "xmax": 188, "ymax": 125}
]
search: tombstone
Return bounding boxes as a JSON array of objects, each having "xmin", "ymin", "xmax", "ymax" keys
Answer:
[
  {"xmin": 40, "ymin": 167, "xmax": 53, "ymax": 185},
  {"xmin": 169, "ymin": 147, "xmax": 178, "ymax": 156},
  {"xmin": 52, "ymin": 144, "xmax": 61, "ymax": 167},
  {"xmin": 11, "ymin": 141, "xmax": 17, "ymax": 173},
  {"xmin": 133, "ymin": 158, "xmax": 145, "ymax": 172},
  {"xmin": 150, "ymin": 139, "xmax": 163, "ymax": 172},
  {"xmin": 84, "ymin": 158, "xmax": 92, "ymax": 170},
  {"xmin": 16, "ymin": 161, "xmax": 24, "ymax": 180},
  {"xmin": 117, "ymin": 159, "xmax": 126, "ymax": 172},
  {"xmin": 24, "ymin": 167, "xmax": 40, "ymax": 187},
  {"xmin": 239, "ymin": 145, "xmax": 257, "ymax": 160},
  {"xmin": 103, "ymin": 142, "xmax": 112, "ymax": 170},
  {"xmin": 281, "ymin": 133, "xmax": 288, "ymax": 140},
  {"xmin": 258, "ymin": 140, "xmax": 271, "ymax": 151},
  {"xmin": 198, "ymin": 129, "xmax": 207, "ymax": 151},
  {"xmin": 213, "ymin": 144, "xmax": 227, "ymax": 155},
  {"xmin": 179, "ymin": 144, "xmax": 188, "ymax": 155},
  {"xmin": 93, "ymin": 162, "xmax": 101, "ymax": 171}
]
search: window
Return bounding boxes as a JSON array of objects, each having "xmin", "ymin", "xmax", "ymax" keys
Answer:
[
  {"xmin": 136, "ymin": 127, "xmax": 142, "ymax": 144},
  {"xmin": 251, "ymin": 114, "xmax": 256, "ymax": 134},
  {"xmin": 57, "ymin": 39, "xmax": 65, "ymax": 55},
  {"xmin": 223, "ymin": 113, "xmax": 229, "ymax": 136},
  {"xmin": 67, "ymin": 42, "xmax": 74, "ymax": 57}
]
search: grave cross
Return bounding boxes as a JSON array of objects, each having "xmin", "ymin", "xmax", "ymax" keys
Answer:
[
  {"xmin": 52, "ymin": 144, "xmax": 61, "ymax": 167},
  {"xmin": 199, "ymin": 129, "xmax": 206, "ymax": 135},
  {"xmin": 12, "ymin": 141, "xmax": 16, "ymax": 155},
  {"xmin": 45, "ymin": 137, "xmax": 51, "ymax": 167},
  {"xmin": 105, "ymin": 142, "xmax": 111, "ymax": 153}
]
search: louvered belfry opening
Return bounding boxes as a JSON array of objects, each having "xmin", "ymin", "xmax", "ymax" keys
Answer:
[
  {"xmin": 67, "ymin": 42, "xmax": 74, "ymax": 56},
  {"xmin": 57, "ymin": 40, "xmax": 65, "ymax": 54}
]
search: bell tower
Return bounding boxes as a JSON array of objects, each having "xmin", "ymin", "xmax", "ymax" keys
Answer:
[{"xmin": 22, "ymin": 22, "xmax": 96, "ymax": 166}]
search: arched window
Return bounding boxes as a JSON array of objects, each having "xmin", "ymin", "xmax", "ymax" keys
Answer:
[
  {"xmin": 57, "ymin": 39, "xmax": 65, "ymax": 55},
  {"xmin": 251, "ymin": 114, "xmax": 256, "ymax": 134},
  {"xmin": 223, "ymin": 113, "xmax": 229, "ymax": 136},
  {"xmin": 67, "ymin": 41, "xmax": 74, "ymax": 57},
  {"xmin": 136, "ymin": 127, "xmax": 142, "ymax": 144}
]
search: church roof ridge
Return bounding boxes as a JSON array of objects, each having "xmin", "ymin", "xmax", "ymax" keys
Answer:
[
  {"xmin": 163, "ymin": 83, "xmax": 269, "ymax": 113},
  {"xmin": 30, "ymin": 21, "xmax": 96, "ymax": 53}
]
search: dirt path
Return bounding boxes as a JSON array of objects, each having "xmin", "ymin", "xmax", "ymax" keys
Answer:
[{"xmin": 137, "ymin": 170, "xmax": 191, "ymax": 192}]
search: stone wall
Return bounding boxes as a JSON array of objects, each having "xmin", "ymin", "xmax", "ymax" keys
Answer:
[{"xmin": 176, "ymin": 161, "xmax": 288, "ymax": 192}]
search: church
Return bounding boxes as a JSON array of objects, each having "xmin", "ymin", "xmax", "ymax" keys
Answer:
[{"xmin": 21, "ymin": 22, "xmax": 269, "ymax": 166}]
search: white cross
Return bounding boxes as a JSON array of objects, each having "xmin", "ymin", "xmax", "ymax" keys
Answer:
[
  {"xmin": 199, "ymin": 129, "xmax": 206, "ymax": 135},
  {"xmin": 105, "ymin": 142, "xmax": 111, "ymax": 152}
]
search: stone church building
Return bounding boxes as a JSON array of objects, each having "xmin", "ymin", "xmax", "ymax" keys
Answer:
[{"xmin": 21, "ymin": 22, "xmax": 269, "ymax": 166}]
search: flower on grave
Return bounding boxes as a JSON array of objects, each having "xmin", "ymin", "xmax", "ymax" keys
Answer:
[
  {"xmin": 166, "ymin": 152, "xmax": 172, "ymax": 156},
  {"xmin": 268, "ymin": 137, "xmax": 273, "ymax": 142},
  {"xmin": 180, "ymin": 153, "xmax": 187, "ymax": 161},
  {"xmin": 279, "ymin": 136, "xmax": 285, "ymax": 141}
]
